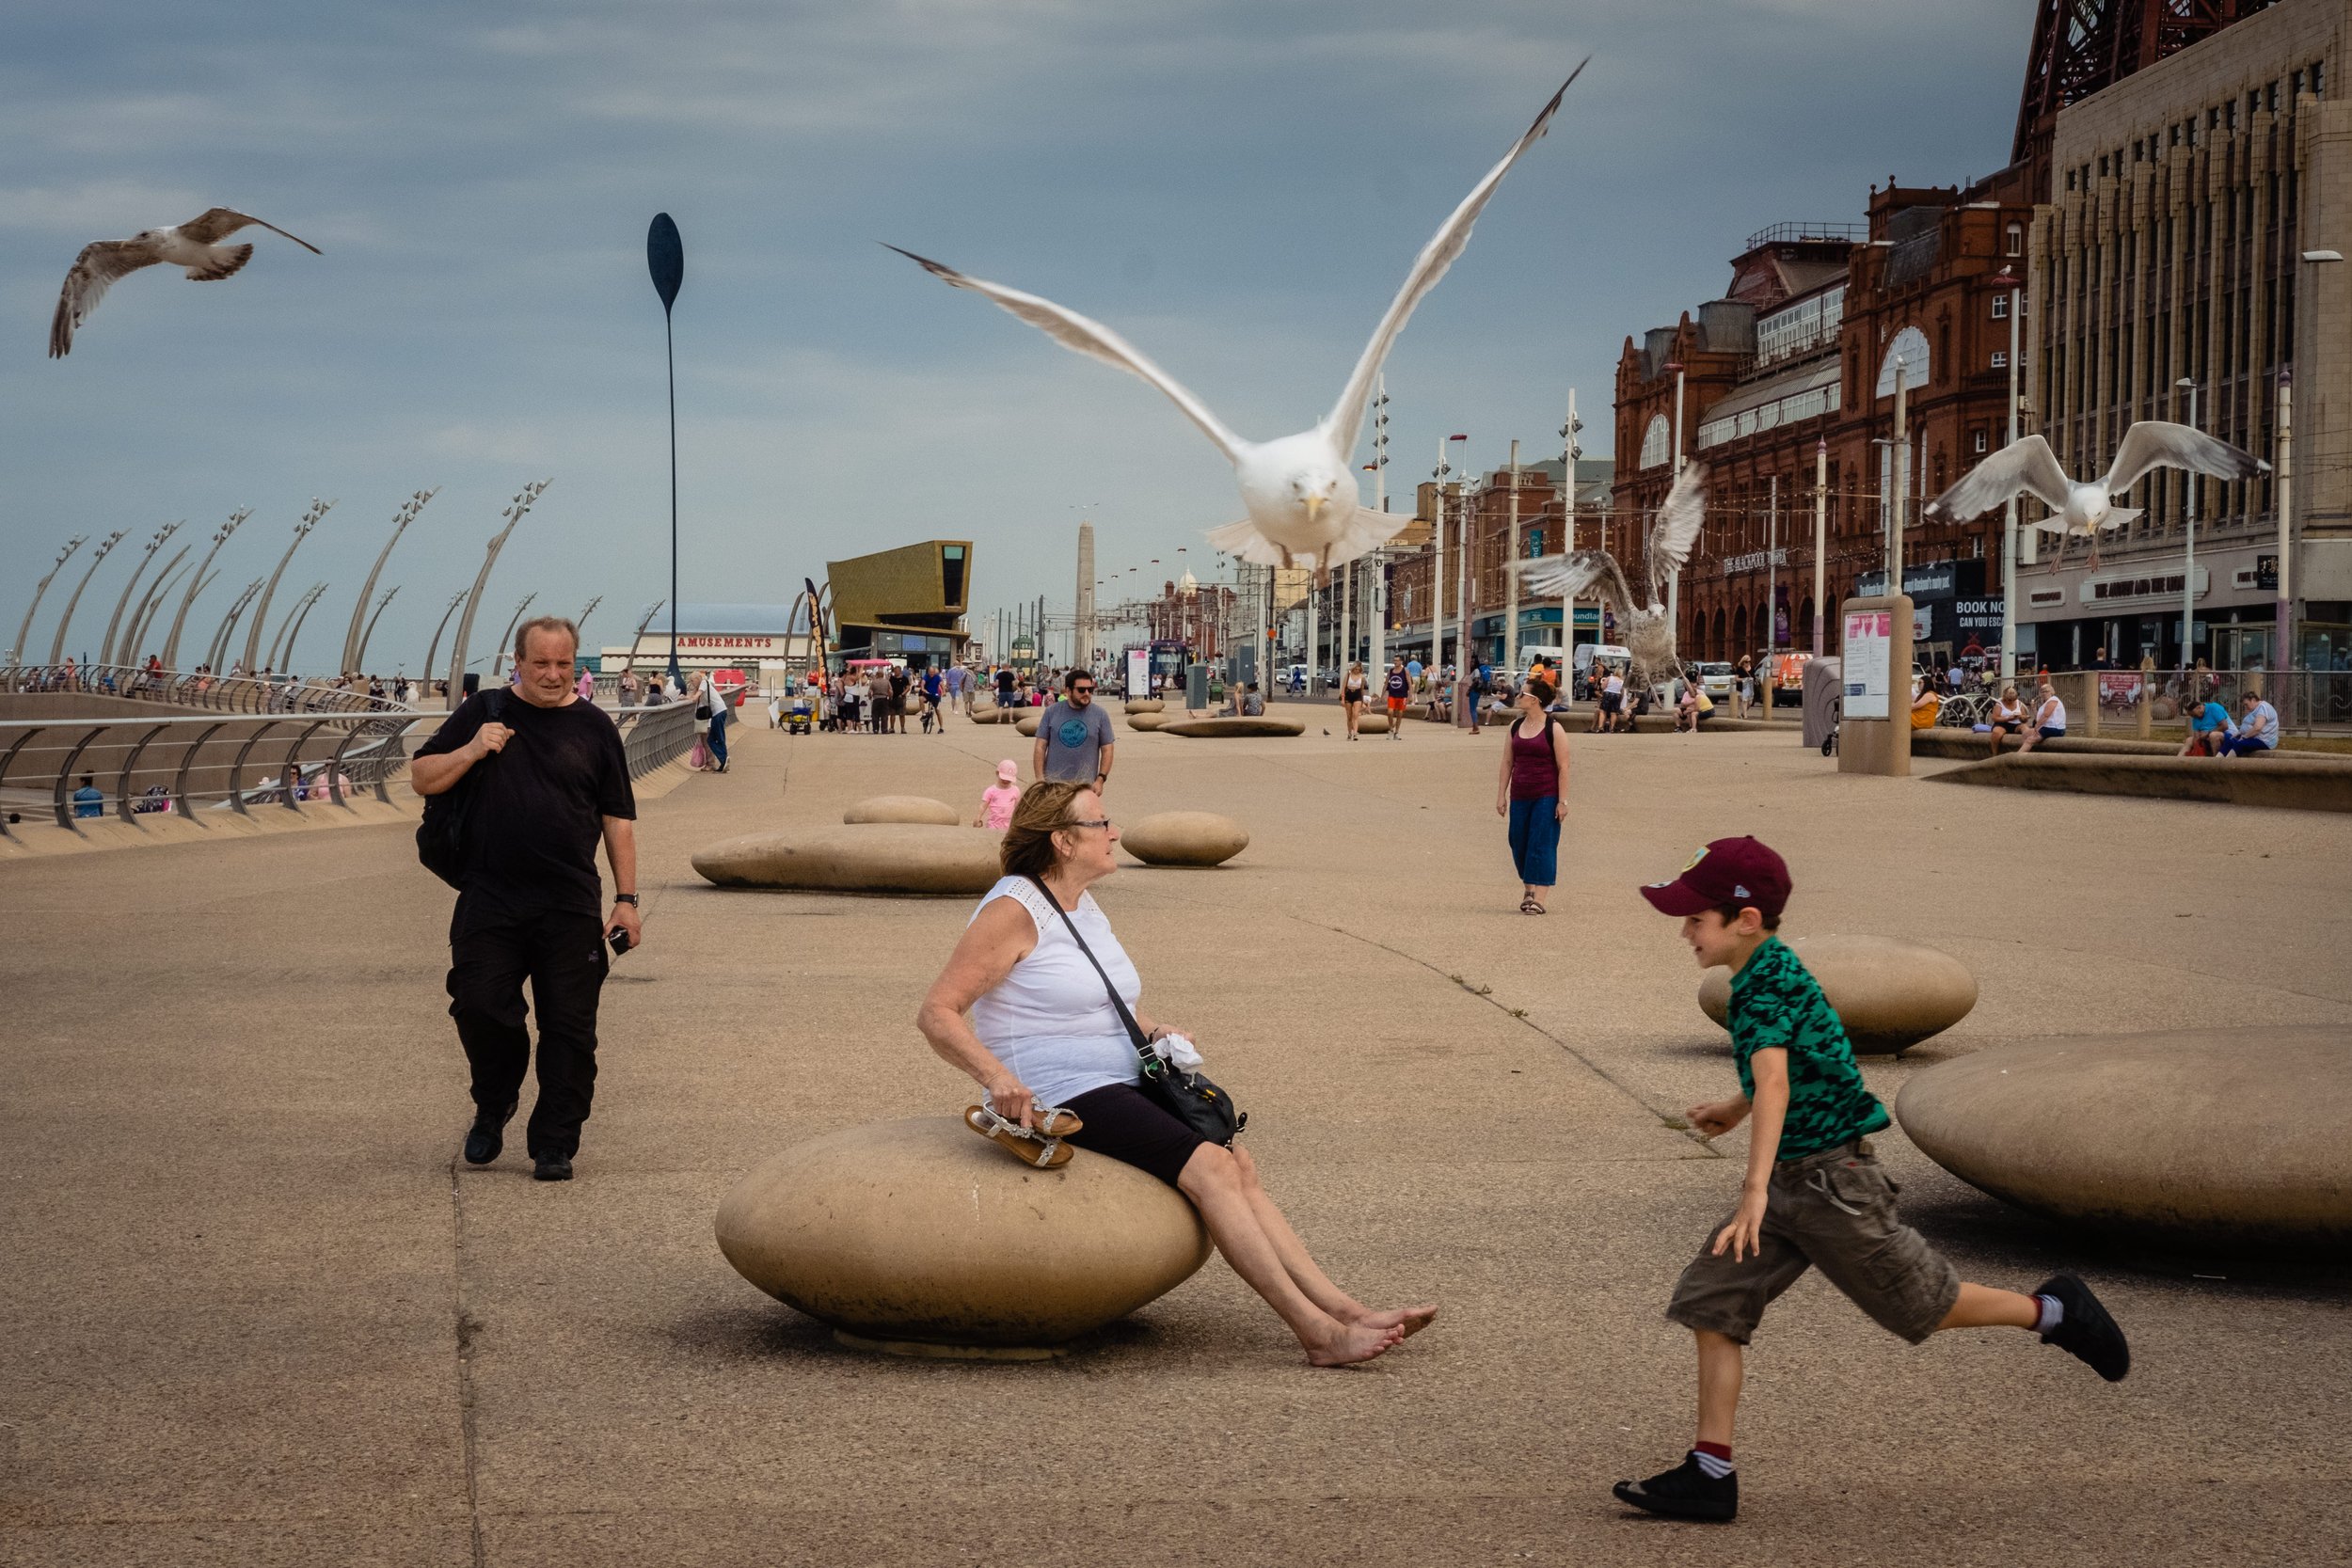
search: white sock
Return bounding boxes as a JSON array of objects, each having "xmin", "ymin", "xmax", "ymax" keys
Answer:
[
  {"xmin": 1691, "ymin": 1446, "xmax": 1735, "ymax": 1480},
  {"xmin": 2032, "ymin": 1293, "xmax": 2065, "ymax": 1334}
]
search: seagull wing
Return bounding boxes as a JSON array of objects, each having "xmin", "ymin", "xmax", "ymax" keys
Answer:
[
  {"xmin": 1643, "ymin": 462, "xmax": 1708, "ymax": 595},
  {"xmin": 1322, "ymin": 60, "xmax": 1586, "ymax": 456},
  {"xmin": 177, "ymin": 207, "xmax": 323, "ymax": 254},
  {"xmin": 884, "ymin": 245, "xmax": 1244, "ymax": 464},
  {"xmin": 51, "ymin": 239, "xmax": 163, "ymax": 357},
  {"xmin": 1517, "ymin": 547, "xmax": 1634, "ymax": 618},
  {"xmin": 2104, "ymin": 420, "xmax": 2268, "ymax": 494},
  {"xmin": 1925, "ymin": 435, "xmax": 2073, "ymax": 521}
]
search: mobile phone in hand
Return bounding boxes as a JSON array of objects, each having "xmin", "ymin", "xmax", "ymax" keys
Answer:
[{"xmin": 608, "ymin": 927, "xmax": 632, "ymax": 957}]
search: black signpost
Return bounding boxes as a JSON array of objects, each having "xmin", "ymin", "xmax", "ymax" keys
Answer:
[{"xmin": 647, "ymin": 213, "xmax": 685, "ymax": 687}]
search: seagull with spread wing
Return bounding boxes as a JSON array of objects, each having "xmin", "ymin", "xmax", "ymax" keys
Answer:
[
  {"xmin": 50, "ymin": 207, "xmax": 323, "ymax": 357},
  {"xmin": 1923, "ymin": 421, "xmax": 2267, "ymax": 571},
  {"xmin": 1515, "ymin": 463, "xmax": 1708, "ymax": 691},
  {"xmin": 888, "ymin": 64, "xmax": 1586, "ymax": 572}
]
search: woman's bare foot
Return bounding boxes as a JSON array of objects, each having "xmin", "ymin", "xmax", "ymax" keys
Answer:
[
  {"xmin": 1303, "ymin": 1319, "xmax": 1405, "ymax": 1367},
  {"xmin": 1353, "ymin": 1304, "xmax": 1438, "ymax": 1338}
]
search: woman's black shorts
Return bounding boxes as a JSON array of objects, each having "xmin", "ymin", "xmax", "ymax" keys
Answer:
[{"xmin": 1062, "ymin": 1083, "xmax": 1203, "ymax": 1188}]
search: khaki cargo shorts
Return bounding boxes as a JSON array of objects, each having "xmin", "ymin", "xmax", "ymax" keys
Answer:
[{"xmin": 1664, "ymin": 1140, "xmax": 1961, "ymax": 1346}]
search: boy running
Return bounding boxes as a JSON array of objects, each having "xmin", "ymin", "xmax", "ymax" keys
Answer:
[{"xmin": 1613, "ymin": 836, "xmax": 2129, "ymax": 1524}]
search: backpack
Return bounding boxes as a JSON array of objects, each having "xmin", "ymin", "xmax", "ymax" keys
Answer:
[{"xmin": 416, "ymin": 689, "xmax": 504, "ymax": 890}]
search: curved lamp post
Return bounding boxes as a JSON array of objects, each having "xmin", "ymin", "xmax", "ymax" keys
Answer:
[
  {"xmin": 619, "ymin": 598, "xmax": 662, "ymax": 675},
  {"xmin": 647, "ymin": 213, "xmax": 685, "ymax": 686},
  {"xmin": 99, "ymin": 522, "xmax": 182, "ymax": 672},
  {"xmin": 446, "ymin": 479, "xmax": 552, "ymax": 705},
  {"xmin": 576, "ymin": 594, "xmax": 602, "ymax": 640},
  {"xmin": 352, "ymin": 586, "xmax": 401, "ymax": 675},
  {"xmin": 490, "ymin": 593, "xmax": 538, "ymax": 680},
  {"xmin": 49, "ymin": 529, "xmax": 128, "ymax": 665},
  {"xmin": 421, "ymin": 588, "xmax": 468, "ymax": 689},
  {"xmin": 11, "ymin": 536, "xmax": 86, "ymax": 667},
  {"xmin": 120, "ymin": 544, "xmax": 192, "ymax": 664},
  {"xmin": 205, "ymin": 578, "xmax": 266, "ymax": 673},
  {"xmin": 160, "ymin": 509, "xmax": 251, "ymax": 671},
  {"xmin": 342, "ymin": 487, "xmax": 437, "ymax": 674},
  {"xmin": 268, "ymin": 581, "xmax": 329, "ymax": 672},
  {"xmin": 243, "ymin": 499, "xmax": 333, "ymax": 675}
]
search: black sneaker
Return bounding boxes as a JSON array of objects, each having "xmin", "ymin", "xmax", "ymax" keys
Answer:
[
  {"xmin": 532, "ymin": 1153, "xmax": 574, "ymax": 1182},
  {"xmin": 2034, "ymin": 1274, "xmax": 2130, "ymax": 1381},
  {"xmin": 1613, "ymin": 1454, "xmax": 1737, "ymax": 1522},
  {"xmin": 463, "ymin": 1101, "xmax": 517, "ymax": 1166}
]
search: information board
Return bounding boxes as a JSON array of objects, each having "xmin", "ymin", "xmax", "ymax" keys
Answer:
[
  {"xmin": 1125, "ymin": 648, "xmax": 1150, "ymax": 699},
  {"xmin": 1843, "ymin": 610, "xmax": 1892, "ymax": 719}
]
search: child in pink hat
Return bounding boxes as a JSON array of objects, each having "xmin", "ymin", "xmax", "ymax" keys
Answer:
[{"xmin": 975, "ymin": 760, "xmax": 1023, "ymax": 832}]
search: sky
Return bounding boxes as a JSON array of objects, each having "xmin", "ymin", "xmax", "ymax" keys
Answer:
[{"xmin": 3, "ymin": 0, "xmax": 2038, "ymax": 671}]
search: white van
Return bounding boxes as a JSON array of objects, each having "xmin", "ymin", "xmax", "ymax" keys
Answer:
[{"xmin": 1572, "ymin": 643, "xmax": 1631, "ymax": 685}]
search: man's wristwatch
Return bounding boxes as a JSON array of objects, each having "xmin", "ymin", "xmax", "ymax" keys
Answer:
[{"xmin": 612, "ymin": 893, "xmax": 640, "ymax": 906}]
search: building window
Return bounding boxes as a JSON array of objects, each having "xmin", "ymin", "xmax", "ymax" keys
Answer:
[
  {"xmin": 1877, "ymin": 325, "xmax": 1931, "ymax": 397},
  {"xmin": 1992, "ymin": 294, "xmax": 2010, "ymax": 319},
  {"xmin": 2006, "ymin": 222, "xmax": 2024, "ymax": 257},
  {"xmin": 1991, "ymin": 350, "xmax": 2008, "ymax": 370},
  {"xmin": 1639, "ymin": 413, "xmax": 1673, "ymax": 470},
  {"xmin": 1974, "ymin": 429, "xmax": 1989, "ymax": 454},
  {"xmin": 2066, "ymin": 168, "xmax": 2076, "ymax": 192}
]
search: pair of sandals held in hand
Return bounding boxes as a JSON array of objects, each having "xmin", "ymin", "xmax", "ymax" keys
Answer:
[{"xmin": 964, "ymin": 1103, "xmax": 1084, "ymax": 1168}]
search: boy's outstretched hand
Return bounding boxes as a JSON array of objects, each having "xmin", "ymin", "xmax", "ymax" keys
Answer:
[
  {"xmin": 1686, "ymin": 1098, "xmax": 1751, "ymax": 1138},
  {"xmin": 1712, "ymin": 1187, "xmax": 1770, "ymax": 1261}
]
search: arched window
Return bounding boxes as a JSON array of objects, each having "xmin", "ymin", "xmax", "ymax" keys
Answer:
[
  {"xmin": 1639, "ymin": 413, "xmax": 1673, "ymax": 470},
  {"xmin": 1877, "ymin": 326, "xmax": 1931, "ymax": 397}
]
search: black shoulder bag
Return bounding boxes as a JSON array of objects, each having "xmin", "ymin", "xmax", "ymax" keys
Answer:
[
  {"xmin": 416, "ymin": 689, "xmax": 505, "ymax": 890},
  {"xmin": 1025, "ymin": 874, "xmax": 1244, "ymax": 1146}
]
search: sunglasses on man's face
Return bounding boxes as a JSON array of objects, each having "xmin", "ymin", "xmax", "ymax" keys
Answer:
[{"xmin": 1073, "ymin": 686, "xmax": 1095, "ymax": 696}]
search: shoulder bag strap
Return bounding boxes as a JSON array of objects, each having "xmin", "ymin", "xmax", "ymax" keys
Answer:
[{"xmin": 1024, "ymin": 874, "xmax": 1156, "ymax": 1068}]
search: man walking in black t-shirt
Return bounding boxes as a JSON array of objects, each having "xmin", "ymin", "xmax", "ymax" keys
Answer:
[{"xmin": 414, "ymin": 616, "xmax": 640, "ymax": 1181}]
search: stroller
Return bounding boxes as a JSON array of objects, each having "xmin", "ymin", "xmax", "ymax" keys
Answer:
[{"xmin": 787, "ymin": 692, "xmax": 814, "ymax": 735}]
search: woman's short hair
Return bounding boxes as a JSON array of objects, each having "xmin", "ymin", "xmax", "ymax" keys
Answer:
[
  {"xmin": 1526, "ymin": 675, "xmax": 1557, "ymax": 706},
  {"xmin": 999, "ymin": 779, "xmax": 1092, "ymax": 879}
]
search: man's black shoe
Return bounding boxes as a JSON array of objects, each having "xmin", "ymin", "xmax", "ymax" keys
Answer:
[
  {"xmin": 532, "ymin": 1153, "xmax": 574, "ymax": 1182},
  {"xmin": 1613, "ymin": 1454, "xmax": 1737, "ymax": 1522},
  {"xmin": 463, "ymin": 1101, "xmax": 517, "ymax": 1166},
  {"xmin": 2035, "ymin": 1274, "xmax": 2130, "ymax": 1381}
]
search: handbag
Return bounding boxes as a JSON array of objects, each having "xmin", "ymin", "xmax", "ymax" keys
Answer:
[
  {"xmin": 416, "ymin": 689, "xmax": 505, "ymax": 889},
  {"xmin": 1025, "ymin": 874, "xmax": 1244, "ymax": 1146}
]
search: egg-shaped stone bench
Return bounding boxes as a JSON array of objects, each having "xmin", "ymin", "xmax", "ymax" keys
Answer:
[
  {"xmin": 1120, "ymin": 811, "xmax": 1248, "ymax": 867},
  {"xmin": 716, "ymin": 1117, "xmax": 1211, "ymax": 1355},
  {"xmin": 1159, "ymin": 717, "xmax": 1305, "ymax": 738},
  {"xmin": 1127, "ymin": 712, "xmax": 1167, "ymax": 732},
  {"xmin": 1697, "ymin": 933, "xmax": 1976, "ymax": 1053},
  {"xmin": 693, "ymin": 824, "xmax": 1003, "ymax": 895},
  {"xmin": 1123, "ymin": 698, "xmax": 1165, "ymax": 713},
  {"xmin": 970, "ymin": 705, "xmax": 1018, "ymax": 724},
  {"xmin": 1896, "ymin": 1028, "xmax": 2352, "ymax": 1251},
  {"xmin": 1014, "ymin": 712, "xmax": 1041, "ymax": 737},
  {"xmin": 1353, "ymin": 712, "xmax": 1391, "ymax": 734},
  {"xmin": 842, "ymin": 794, "xmax": 960, "ymax": 826}
]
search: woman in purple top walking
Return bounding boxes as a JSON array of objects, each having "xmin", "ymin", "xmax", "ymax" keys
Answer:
[{"xmin": 1494, "ymin": 675, "xmax": 1571, "ymax": 914}]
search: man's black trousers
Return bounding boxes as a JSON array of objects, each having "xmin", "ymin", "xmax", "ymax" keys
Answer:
[{"xmin": 447, "ymin": 895, "xmax": 609, "ymax": 1160}]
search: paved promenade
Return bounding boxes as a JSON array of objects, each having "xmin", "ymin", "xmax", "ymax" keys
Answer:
[{"xmin": 6, "ymin": 709, "xmax": 2349, "ymax": 1566}]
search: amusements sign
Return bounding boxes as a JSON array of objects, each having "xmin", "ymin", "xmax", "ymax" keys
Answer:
[{"xmin": 1844, "ymin": 610, "xmax": 1893, "ymax": 718}]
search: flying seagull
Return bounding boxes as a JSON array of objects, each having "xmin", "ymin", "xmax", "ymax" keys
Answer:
[
  {"xmin": 1923, "ymin": 422, "xmax": 2267, "ymax": 570},
  {"xmin": 888, "ymin": 63, "xmax": 1588, "ymax": 572},
  {"xmin": 1515, "ymin": 463, "xmax": 1708, "ymax": 690},
  {"xmin": 51, "ymin": 207, "xmax": 323, "ymax": 357}
]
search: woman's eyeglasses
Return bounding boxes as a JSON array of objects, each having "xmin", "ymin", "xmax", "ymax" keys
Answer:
[{"xmin": 1063, "ymin": 817, "xmax": 1113, "ymax": 831}]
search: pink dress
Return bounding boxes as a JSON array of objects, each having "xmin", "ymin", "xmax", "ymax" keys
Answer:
[{"xmin": 979, "ymin": 784, "xmax": 1022, "ymax": 831}]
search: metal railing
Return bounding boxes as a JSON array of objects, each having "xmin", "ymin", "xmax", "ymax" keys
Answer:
[
  {"xmin": 1, "ymin": 662, "xmax": 410, "ymax": 716},
  {"xmin": 1957, "ymin": 667, "xmax": 2352, "ymax": 740},
  {"xmin": 0, "ymin": 700, "xmax": 703, "ymax": 843}
]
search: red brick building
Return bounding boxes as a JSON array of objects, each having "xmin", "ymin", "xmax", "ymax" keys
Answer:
[{"xmin": 1613, "ymin": 176, "xmax": 2040, "ymax": 665}]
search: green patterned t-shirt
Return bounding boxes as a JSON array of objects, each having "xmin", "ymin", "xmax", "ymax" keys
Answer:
[{"xmin": 1727, "ymin": 937, "xmax": 1890, "ymax": 1159}]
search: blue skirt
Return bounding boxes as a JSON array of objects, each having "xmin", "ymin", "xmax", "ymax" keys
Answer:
[{"xmin": 1508, "ymin": 796, "xmax": 1560, "ymax": 887}]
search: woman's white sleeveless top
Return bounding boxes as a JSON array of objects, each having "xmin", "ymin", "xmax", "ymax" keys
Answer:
[{"xmin": 968, "ymin": 876, "xmax": 1143, "ymax": 1109}]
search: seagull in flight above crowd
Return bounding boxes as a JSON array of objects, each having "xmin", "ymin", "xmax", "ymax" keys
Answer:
[
  {"xmin": 1924, "ymin": 421, "xmax": 2267, "ymax": 571},
  {"xmin": 888, "ymin": 62, "xmax": 1588, "ymax": 573},
  {"xmin": 50, "ymin": 207, "xmax": 323, "ymax": 357},
  {"xmin": 1515, "ymin": 462, "xmax": 1708, "ymax": 689}
]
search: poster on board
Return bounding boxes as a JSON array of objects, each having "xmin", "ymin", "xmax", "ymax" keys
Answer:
[
  {"xmin": 1843, "ymin": 610, "xmax": 1892, "ymax": 719},
  {"xmin": 1125, "ymin": 647, "xmax": 1151, "ymax": 699}
]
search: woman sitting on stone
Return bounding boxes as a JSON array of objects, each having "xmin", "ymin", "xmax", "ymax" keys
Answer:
[{"xmin": 916, "ymin": 779, "xmax": 1432, "ymax": 1367}]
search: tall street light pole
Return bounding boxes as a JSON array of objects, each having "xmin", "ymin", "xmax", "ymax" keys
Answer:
[
  {"xmin": 1812, "ymin": 439, "xmax": 1828, "ymax": 657},
  {"xmin": 1560, "ymin": 388, "xmax": 1581, "ymax": 660},
  {"xmin": 2176, "ymin": 376, "xmax": 2199, "ymax": 670},
  {"xmin": 13, "ymin": 536, "xmax": 86, "ymax": 667},
  {"xmin": 162, "ymin": 509, "xmax": 249, "ymax": 671},
  {"xmin": 101, "ymin": 522, "xmax": 180, "ymax": 672},
  {"xmin": 1449, "ymin": 434, "xmax": 1469, "ymax": 675},
  {"xmin": 446, "ymin": 480, "xmax": 552, "ymax": 705},
  {"xmin": 1996, "ymin": 267, "xmax": 2023, "ymax": 680},
  {"xmin": 1431, "ymin": 436, "xmax": 1449, "ymax": 673},
  {"xmin": 245, "ymin": 499, "xmax": 334, "ymax": 676},
  {"xmin": 121, "ymin": 545, "xmax": 192, "ymax": 666},
  {"xmin": 1502, "ymin": 439, "xmax": 1521, "ymax": 676},
  {"xmin": 1664, "ymin": 361, "xmax": 1687, "ymax": 643},
  {"xmin": 49, "ymin": 529, "xmax": 127, "ymax": 665},
  {"xmin": 647, "ymin": 213, "xmax": 687, "ymax": 688},
  {"xmin": 344, "ymin": 488, "xmax": 437, "ymax": 674}
]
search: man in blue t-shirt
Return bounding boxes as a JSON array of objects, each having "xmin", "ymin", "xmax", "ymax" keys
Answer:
[
  {"xmin": 1033, "ymin": 669, "xmax": 1117, "ymax": 793},
  {"xmin": 72, "ymin": 774, "xmax": 104, "ymax": 818}
]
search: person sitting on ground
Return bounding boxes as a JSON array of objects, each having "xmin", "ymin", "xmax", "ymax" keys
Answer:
[
  {"xmin": 976, "ymin": 758, "xmax": 1023, "ymax": 830},
  {"xmin": 1239, "ymin": 682, "xmax": 1264, "ymax": 717},
  {"xmin": 2016, "ymin": 678, "xmax": 2066, "ymax": 753},
  {"xmin": 1986, "ymin": 685, "xmax": 2027, "ymax": 756},
  {"xmin": 2178, "ymin": 693, "xmax": 2236, "ymax": 757},
  {"xmin": 2218, "ymin": 689, "xmax": 2279, "ymax": 757},
  {"xmin": 71, "ymin": 773, "xmax": 103, "ymax": 818},
  {"xmin": 915, "ymin": 780, "xmax": 1434, "ymax": 1367},
  {"xmin": 1612, "ymin": 837, "xmax": 2128, "ymax": 1524}
]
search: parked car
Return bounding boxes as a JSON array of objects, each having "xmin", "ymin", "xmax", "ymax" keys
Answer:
[{"xmin": 1692, "ymin": 661, "xmax": 1735, "ymax": 699}]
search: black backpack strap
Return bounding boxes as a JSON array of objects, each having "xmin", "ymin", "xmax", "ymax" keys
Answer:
[{"xmin": 1024, "ymin": 874, "xmax": 1156, "ymax": 1068}]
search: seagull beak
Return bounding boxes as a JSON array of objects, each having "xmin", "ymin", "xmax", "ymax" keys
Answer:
[{"xmin": 1303, "ymin": 495, "xmax": 1327, "ymax": 522}]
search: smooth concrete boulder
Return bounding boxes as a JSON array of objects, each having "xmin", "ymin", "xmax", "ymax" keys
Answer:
[
  {"xmin": 1159, "ymin": 716, "xmax": 1305, "ymax": 738},
  {"xmin": 1127, "ymin": 711, "xmax": 1167, "ymax": 732},
  {"xmin": 1123, "ymin": 698, "xmax": 1164, "ymax": 713},
  {"xmin": 970, "ymin": 705, "xmax": 1017, "ymax": 724},
  {"xmin": 693, "ymin": 823, "xmax": 1003, "ymax": 895},
  {"xmin": 1896, "ymin": 1028, "xmax": 2352, "ymax": 1250},
  {"xmin": 717, "ymin": 1117, "xmax": 1211, "ymax": 1353},
  {"xmin": 1697, "ymin": 933, "xmax": 1976, "ymax": 1053},
  {"xmin": 842, "ymin": 794, "xmax": 959, "ymax": 826},
  {"xmin": 1120, "ymin": 811, "xmax": 1248, "ymax": 867},
  {"xmin": 1014, "ymin": 712, "xmax": 1041, "ymax": 737},
  {"xmin": 1352, "ymin": 711, "xmax": 1391, "ymax": 734}
]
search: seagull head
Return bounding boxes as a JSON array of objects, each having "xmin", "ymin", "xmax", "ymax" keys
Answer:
[{"xmin": 1291, "ymin": 465, "xmax": 1349, "ymax": 527}]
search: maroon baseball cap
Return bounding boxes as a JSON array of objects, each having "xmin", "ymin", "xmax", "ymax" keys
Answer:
[{"xmin": 1640, "ymin": 836, "xmax": 1792, "ymax": 919}]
